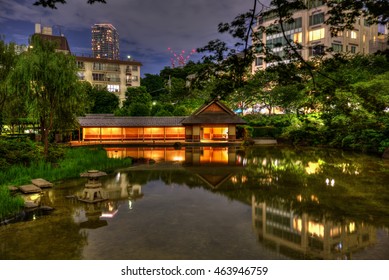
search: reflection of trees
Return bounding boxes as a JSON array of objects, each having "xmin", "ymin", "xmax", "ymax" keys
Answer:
[
  {"xmin": 0, "ymin": 214, "xmax": 87, "ymax": 259},
  {"xmin": 211, "ymin": 147, "xmax": 389, "ymax": 227},
  {"xmin": 119, "ymin": 146, "xmax": 389, "ymax": 228}
]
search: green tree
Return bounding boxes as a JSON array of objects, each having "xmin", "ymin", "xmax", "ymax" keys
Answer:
[
  {"xmin": 9, "ymin": 36, "xmax": 87, "ymax": 158},
  {"xmin": 141, "ymin": 74, "xmax": 167, "ymax": 99},
  {"xmin": 129, "ymin": 103, "xmax": 150, "ymax": 116},
  {"xmin": 85, "ymin": 84, "xmax": 119, "ymax": 114},
  {"xmin": 123, "ymin": 86, "xmax": 152, "ymax": 108},
  {"xmin": 0, "ymin": 39, "xmax": 18, "ymax": 133},
  {"xmin": 33, "ymin": 0, "xmax": 106, "ymax": 9}
]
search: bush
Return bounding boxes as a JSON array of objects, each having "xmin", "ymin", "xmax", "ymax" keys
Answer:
[{"xmin": 0, "ymin": 138, "xmax": 43, "ymax": 167}]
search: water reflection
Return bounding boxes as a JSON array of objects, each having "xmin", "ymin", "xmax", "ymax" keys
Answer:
[
  {"xmin": 1, "ymin": 146, "xmax": 389, "ymax": 259},
  {"xmin": 252, "ymin": 199, "xmax": 376, "ymax": 260},
  {"xmin": 100, "ymin": 146, "xmax": 389, "ymax": 259}
]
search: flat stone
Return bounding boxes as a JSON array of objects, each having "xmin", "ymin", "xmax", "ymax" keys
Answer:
[
  {"xmin": 19, "ymin": 184, "xmax": 42, "ymax": 194},
  {"xmin": 31, "ymin": 178, "xmax": 53, "ymax": 188},
  {"xmin": 40, "ymin": 206, "xmax": 54, "ymax": 212},
  {"xmin": 7, "ymin": 186, "xmax": 19, "ymax": 192}
]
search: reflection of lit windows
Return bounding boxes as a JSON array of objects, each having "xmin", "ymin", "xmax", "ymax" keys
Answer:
[
  {"xmin": 293, "ymin": 217, "xmax": 302, "ymax": 232},
  {"xmin": 330, "ymin": 226, "xmax": 342, "ymax": 237},
  {"xmin": 348, "ymin": 222, "xmax": 356, "ymax": 233},
  {"xmin": 309, "ymin": 28, "xmax": 325, "ymax": 41},
  {"xmin": 308, "ymin": 221, "xmax": 324, "ymax": 238}
]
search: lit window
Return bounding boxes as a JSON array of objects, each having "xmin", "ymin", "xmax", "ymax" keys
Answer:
[
  {"xmin": 309, "ymin": 28, "xmax": 325, "ymax": 41},
  {"xmin": 351, "ymin": 31, "xmax": 357, "ymax": 39},
  {"xmin": 107, "ymin": 84, "xmax": 120, "ymax": 92},
  {"xmin": 293, "ymin": 32, "xmax": 302, "ymax": 43}
]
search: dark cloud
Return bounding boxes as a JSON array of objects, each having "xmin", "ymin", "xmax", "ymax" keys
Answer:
[{"xmin": 0, "ymin": 0, "xmax": 270, "ymax": 74}]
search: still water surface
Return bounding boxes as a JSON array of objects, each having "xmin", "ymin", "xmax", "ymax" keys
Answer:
[{"xmin": 1, "ymin": 146, "xmax": 389, "ymax": 260}]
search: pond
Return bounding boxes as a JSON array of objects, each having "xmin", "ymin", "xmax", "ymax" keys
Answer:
[{"xmin": 1, "ymin": 146, "xmax": 389, "ymax": 260}]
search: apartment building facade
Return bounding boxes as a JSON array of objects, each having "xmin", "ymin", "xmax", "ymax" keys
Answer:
[
  {"xmin": 253, "ymin": 0, "xmax": 384, "ymax": 71},
  {"xmin": 32, "ymin": 23, "xmax": 141, "ymax": 104},
  {"xmin": 75, "ymin": 56, "xmax": 141, "ymax": 104},
  {"xmin": 92, "ymin": 23, "xmax": 120, "ymax": 60}
]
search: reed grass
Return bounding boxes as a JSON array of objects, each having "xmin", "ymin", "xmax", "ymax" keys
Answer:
[
  {"xmin": 0, "ymin": 146, "xmax": 132, "ymax": 219},
  {"xmin": 0, "ymin": 187, "xmax": 24, "ymax": 220}
]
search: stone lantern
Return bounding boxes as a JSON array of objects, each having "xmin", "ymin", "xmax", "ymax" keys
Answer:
[{"xmin": 79, "ymin": 170, "xmax": 107, "ymax": 203}]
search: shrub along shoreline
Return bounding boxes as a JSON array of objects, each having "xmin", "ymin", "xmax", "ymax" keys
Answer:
[{"xmin": 0, "ymin": 139, "xmax": 132, "ymax": 220}]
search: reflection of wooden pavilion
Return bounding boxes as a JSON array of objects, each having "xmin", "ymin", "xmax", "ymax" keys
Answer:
[{"xmin": 78, "ymin": 99, "xmax": 245, "ymax": 142}]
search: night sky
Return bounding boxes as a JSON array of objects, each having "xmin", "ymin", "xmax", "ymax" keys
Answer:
[{"xmin": 0, "ymin": 0, "xmax": 271, "ymax": 76}]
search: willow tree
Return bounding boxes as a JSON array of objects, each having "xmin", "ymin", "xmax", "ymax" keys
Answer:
[
  {"xmin": 0, "ymin": 39, "xmax": 18, "ymax": 133},
  {"xmin": 9, "ymin": 36, "xmax": 87, "ymax": 158}
]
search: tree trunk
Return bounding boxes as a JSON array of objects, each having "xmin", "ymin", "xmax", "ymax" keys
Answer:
[{"xmin": 40, "ymin": 117, "xmax": 49, "ymax": 159}]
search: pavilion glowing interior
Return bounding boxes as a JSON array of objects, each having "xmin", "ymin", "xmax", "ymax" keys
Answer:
[{"xmin": 78, "ymin": 100, "xmax": 246, "ymax": 142}]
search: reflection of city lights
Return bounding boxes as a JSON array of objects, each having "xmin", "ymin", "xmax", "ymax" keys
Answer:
[
  {"xmin": 305, "ymin": 162, "xmax": 320, "ymax": 174},
  {"xmin": 172, "ymin": 156, "xmax": 184, "ymax": 161},
  {"xmin": 231, "ymin": 176, "xmax": 238, "ymax": 184},
  {"xmin": 242, "ymin": 176, "xmax": 247, "ymax": 183},
  {"xmin": 296, "ymin": 195, "xmax": 302, "ymax": 202},
  {"xmin": 116, "ymin": 172, "xmax": 121, "ymax": 182},
  {"xmin": 311, "ymin": 195, "xmax": 319, "ymax": 203},
  {"xmin": 349, "ymin": 222, "xmax": 356, "ymax": 233},
  {"xmin": 100, "ymin": 210, "xmax": 118, "ymax": 218},
  {"xmin": 128, "ymin": 200, "xmax": 133, "ymax": 210},
  {"xmin": 325, "ymin": 178, "xmax": 335, "ymax": 187}
]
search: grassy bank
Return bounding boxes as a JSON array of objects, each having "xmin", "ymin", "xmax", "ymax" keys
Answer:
[{"xmin": 0, "ymin": 146, "xmax": 132, "ymax": 219}]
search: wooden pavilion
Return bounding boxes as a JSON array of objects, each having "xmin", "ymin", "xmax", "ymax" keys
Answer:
[{"xmin": 78, "ymin": 99, "xmax": 246, "ymax": 142}]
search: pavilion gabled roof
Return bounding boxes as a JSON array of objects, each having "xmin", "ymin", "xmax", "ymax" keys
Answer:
[
  {"xmin": 181, "ymin": 99, "xmax": 246, "ymax": 125},
  {"xmin": 78, "ymin": 114, "xmax": 186, "ymax": 127}
]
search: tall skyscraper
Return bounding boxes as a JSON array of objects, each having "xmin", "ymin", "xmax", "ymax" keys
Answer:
[{"xmin": 91, "ymin": 23, "xmax": 119, "ymax": 60}]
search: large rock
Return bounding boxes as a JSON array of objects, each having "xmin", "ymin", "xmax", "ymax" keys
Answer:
[
  {"xmin": 31, "ymin": 178, "xmax": 53, "ymax": 188},
  {"xmin": 383, "ymin": 148, "xmax": 389, "ymax": 159},
  {"xmin": 19, "ymin": 184, "xmax": 42, "ymax": 194}
]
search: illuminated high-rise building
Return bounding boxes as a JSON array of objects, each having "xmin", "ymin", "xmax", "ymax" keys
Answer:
[{"xmin": 92, "ymin": 23, "xmax": 119, "ymax": 60}]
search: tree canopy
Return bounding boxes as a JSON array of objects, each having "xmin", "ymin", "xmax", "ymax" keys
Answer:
[
  {"xmin": 33, "ymin": 0, "xmax": 106, "ymax": 9},
  {"xmin": 8, "ymin": 36, "xmax": 87, "ymax": 157}
]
